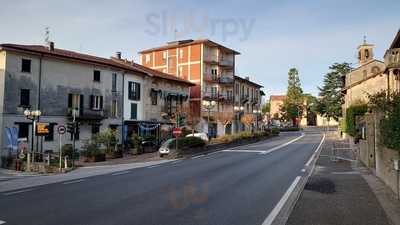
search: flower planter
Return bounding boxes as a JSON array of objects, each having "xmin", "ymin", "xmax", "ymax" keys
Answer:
[{"xmin": 83, "ymin": 153, "xmax": 106, "ymax": 162}]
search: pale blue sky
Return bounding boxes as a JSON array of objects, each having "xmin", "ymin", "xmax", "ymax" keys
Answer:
[{"xmin": 1, "ymin": 0, "xmax": 399, "ymax": 97}]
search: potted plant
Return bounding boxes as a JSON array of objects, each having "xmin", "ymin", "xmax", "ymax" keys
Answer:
[
  {"xmin": 97, "ymin": 129, "xmax": 122, "ymax": 159},
  {"xmin": 81, "ymin": 138, "xmax": 106, "ymax": 162},
  {"xmin": 129, "ymin": 134, "xmax": 143, "ymax": 155}
]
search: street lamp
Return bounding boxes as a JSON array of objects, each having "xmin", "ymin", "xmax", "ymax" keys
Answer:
[
  {"xmin": 253, "ymin": 109, "xmax": 262, "ymax": 131},
  {"xmin": 24, "ymin": 109, "xmax": 42, "ymax": 163},
  {"xmin": 234, "ymin": 105, "xmax": 244, "ymax": 133},
  {"xmin": 202, "ymin": 100, "xmax": 216, "ymax": 138}
]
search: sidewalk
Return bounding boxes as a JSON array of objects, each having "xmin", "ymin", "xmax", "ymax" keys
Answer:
[{"xmin": 287, "ymin": 132, "xmax": 398, "ymax": 225}]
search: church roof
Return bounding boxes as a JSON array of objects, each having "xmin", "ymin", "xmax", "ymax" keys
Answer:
[{"xmin": 389, "ymin": 29, "xmax": 400, "ymax": 49}]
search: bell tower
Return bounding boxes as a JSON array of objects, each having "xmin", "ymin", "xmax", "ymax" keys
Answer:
[{"xmin": 358, "ymin": 36, "xmax": 374, "ymax": 65}]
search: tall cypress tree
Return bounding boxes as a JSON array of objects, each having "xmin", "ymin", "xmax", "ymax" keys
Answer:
[
  {"xmin": 317, "ymin": 62, "xmax": 352, "ymax": 121},
  {"xmin": 281, "ymin": 68, "xmax": 303, "ymax": 125}
]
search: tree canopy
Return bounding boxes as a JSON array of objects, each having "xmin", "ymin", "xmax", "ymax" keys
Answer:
[{"xmin": 281, "ymin": 68, "xmax": 304, "ymax": 125}]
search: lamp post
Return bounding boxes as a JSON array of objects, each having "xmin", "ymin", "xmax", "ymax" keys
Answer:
[
  {"xmin": 24, "ymin": 109, "xmax": 42, "ymax": 163},
  {"xmin": 253, "ymin": 109, "xmax": 262, "ymax": 131},
  {"xmin": 202, "ymin": 100, "xmax": 216, "ymax": 138},
  {"xmin": 234, "ymin": 105, "xmax": 244, "ymax": 133}
]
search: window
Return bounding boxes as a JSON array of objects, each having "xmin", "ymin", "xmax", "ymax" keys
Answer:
[
  {"xmin": 162, "ymin": 51, "xmax": 167, "ymax": 60},
  {"xmin": 130, "ymin": 103, "xmax": 137, "ymax": 120},
  {"xmin": 146, "ymin": 54, "xmax": 150, "ymax": 63},
  {"xmin": 112, "ymin": 73, "xmax": 117, "ymax": 92},
  {"xmin": 93, "ymin": 70, "xmax": 101, "ymax": 82},
  {"xmin": 178, "ymin": 66, "xmax": 183, "ymax": 77},
  {"xmin": 90, "ymin": 95, "xmax": 103, "ymax": 110},
  {"xmin": 235, "ymin": 83, "xmax": 239, "ymax": 95},
  {"xmin": 45, "ymin": 124, "xmax": 55, "ymax": 142},
  {"xmin": 162, "ymin": 68, "xmax": 167, "ymax": 73},
  {"xmin": 18, "ymin": 123, "xmax": 30, "ymax": 140},
  {"xmin": 151, "ymin": 91, "xmax": 158, "ymax": 105},
  {"xmin": 21, "ymin": 59, "xmax": 31, "ymax": 73},
  {"xmin": 128, "ymin": 81, "xmax": 141, "ymax": 101},
  {"xmin": 20, "ymin": 89, "xmax": 30, "ymax": 107},
  {"xmin": 211, "ymin": 86, "xmax": 218, "ymax": 98},
  {"xmin": 365, "ymin": 49, "xmax": 370, "ymax": 59},
  {"xmin": 227, "ymin": 90, "xmax": 233, "ymax": 100},
  {"xmin": 111, "ymin": 100, "xmax": 118, "ymax": 117},
  {"xmin": 68, "ymin": 94, "xmax": 84, "ymax": 114}
]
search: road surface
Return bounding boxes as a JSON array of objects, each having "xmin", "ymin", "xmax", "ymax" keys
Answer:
[{"xmin": 0, "ymin": 129, "xmax": 324, "ymax": 225}]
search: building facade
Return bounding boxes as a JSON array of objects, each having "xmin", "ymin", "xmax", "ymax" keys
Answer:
[
  {"xmin": 139, "ymin": 39, "xmax": 240, "ymax": 137},
  {"xmin": 233, "ymin": 75, "xmax": 264, "ymax": 132},
  {"xmin": 0, "ymin": 43, "xmax": 193, "ymax": 165},
  {"xmin": 384, "ymin": 30, "xmax": 400, "ymax": 92}
]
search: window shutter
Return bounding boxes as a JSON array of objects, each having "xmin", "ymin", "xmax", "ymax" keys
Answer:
[
  {"xmin": 100, "ymin": 96, "xmax": 103, "ymax": 109},
  {"xmin": 90, "ymin": 95, "xmax": 94, "ymax": 109},
  {"xmin": 68, "ymin": 94, "xmax": 73, "ymax": 108},
  {"xmin": 131, "ymin": 103, "xmax": 137, "ymax": 120},
  {"xmin": 79, "ymin": 95, "xmax": 84, "ymax": 114},
  {"xmin": 137, "ymin": 83, "xmax": 141, "ymax": 100},
  {"xmin": 128, "ymin": 82, "xmax": 132, "ymax": 100}
]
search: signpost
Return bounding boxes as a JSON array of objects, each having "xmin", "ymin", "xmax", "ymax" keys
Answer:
[
  {"xmin": 36, "ymin": 123, "xmax": 50, "ymax": 136},
  {"xmin": 173, "ymin": 127, "xmax": 182, "ymax": 153},
  {"xmin": 57, "ymin": 125, "xmax": 66, "ymax": 171}
]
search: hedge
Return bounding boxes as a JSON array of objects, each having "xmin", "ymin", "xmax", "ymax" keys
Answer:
[{"xmin": 345, "ymin": 104, "xmax": 367, "ymax": 137}]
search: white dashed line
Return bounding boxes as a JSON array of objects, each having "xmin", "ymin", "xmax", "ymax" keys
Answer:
[
  {"xmin": 170, "ymin": 160, "xmax": 182, "ymax": 164},
  {"xmin": 63, "ymin": 179, "xmax": 85, "ymax": 185},
  {"xmin": 3, "ymin": 188, "xmax": 34, "ymax": 196},
  {"xmin": 0, "ymin": 220, "xmax": 6, "ymax": 224},
  {"xmin": 111, "ymin": 171, "xmax": 130, "ymax": 176},
  {"xmin": 305, "ymin": 155, "xmax": 314, "ymax": 167},
  {"xmin": 262, "ymin": 176, "xmax": 302, "ymax": 225},
  {"xmin": 222, "ymin": 149, "xmax": 267, "ymax": 154},
  {"xmin": 301, "ymin": 169, "xmax": 306, "ymax": 173}
]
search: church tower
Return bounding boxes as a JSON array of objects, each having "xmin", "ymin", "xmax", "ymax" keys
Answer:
[{"xmin": 357, "ymin": 36, "xmax": 374, "ymax": 65}]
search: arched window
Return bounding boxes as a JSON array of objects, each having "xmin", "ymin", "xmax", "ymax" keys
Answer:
[{"xmin": 365, "ymin": 49, "xmax": 370, "ymax": 59}]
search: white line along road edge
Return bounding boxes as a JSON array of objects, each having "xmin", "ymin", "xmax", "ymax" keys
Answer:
[
  {"xmin": 262, "ymin": 133, "xmax": 326, "ymax": 225},
  {"xmin": 3, "ymin": 188, "xmax": 34, "ymax": 196},
  {"xmin": 305, "ymin": 134, "xmax": 326, "ymax": 167},
  {"xmin": 260, "ymin": 133, "xmax": 305, "ymax": 155},
  {"xmin": 262, "ymin": 176, "xmax": 302, "ymax": 225},
  {"xmin": 0, "ymin": 220, "xmax": 6, "ymax": 224}
]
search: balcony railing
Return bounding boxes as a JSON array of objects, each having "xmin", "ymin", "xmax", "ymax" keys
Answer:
[
  {"xmin": 219, "ymin": 76, "xmax": 234, "ymax": 85},
  {"xmin": 203, "ymin": 74, "xmax": 219, "ymax": 83},
  {"xmin": 219, "ymin": 59, "xmax": 234, "ymax": 67},
  {"xmin": 240, "ymin": 94, "xmax": 249, "ymax": 104},
  {"xmin": 384, "ymin": 48, "xmax": 400, "ymax": 69},
  {"xmin": 67, "ymin": 108, "xmax": 105, "ymax": 120}
]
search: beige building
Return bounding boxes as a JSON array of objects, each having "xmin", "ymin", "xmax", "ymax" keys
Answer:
[
  {"xmin": 269, "ymin": 95, "xmax": 286, "ymax": 120},
  {"xmin": 342, "ymin": 39, "xmax": 387, "ymax": 110}
]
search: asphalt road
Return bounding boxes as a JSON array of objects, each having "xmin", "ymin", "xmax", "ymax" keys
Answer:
[{"xmin": 0, "ymin": 129, "xmax": 323, "ymax": 225}]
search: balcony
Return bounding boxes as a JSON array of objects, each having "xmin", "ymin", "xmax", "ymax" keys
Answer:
[
  {"xmin": 384, "ymin": 48, "xmax": 400, "ymax": 69},
  {"xmin": 240, "ymin": 94, "xmax": 249, "ymax": 104},
  {"xmin": 203, "ymin": 74, "xmax": 219, "ymax": 83},
  {"xmin": 219, "ymin": 76, "xmax": 234, "ymax": 85},
  {"xmin": 204, "ymin": 55, "xmax": 219, "ymax": 64},
  {"xmin": 219, "ymin": 59, "xmax": 234, "ymax": 67},
  {"xmin": 67, "ymin": 108, "xmax": 105, "ymax": 121}
]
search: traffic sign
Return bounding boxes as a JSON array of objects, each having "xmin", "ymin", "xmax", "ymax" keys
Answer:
[
  {"xmin": 57, "ymin": 125, "xmax": 66, "ymax": 134},
  {"xmin": 172, "ymin": 128, "xmax": 182, "ymax": 137}
]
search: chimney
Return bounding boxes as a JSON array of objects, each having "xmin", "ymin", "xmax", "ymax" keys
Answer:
[
  {"xmin": 115, "ymin": 51, "xmax": 122, "ymax": 59},
  {"xmin": 48, "ymin": 42, "xmax": 55, "ymax": 51},
  {"xmin": 245, "ymin": 76, "xmax": 250, "ymax": 80}
]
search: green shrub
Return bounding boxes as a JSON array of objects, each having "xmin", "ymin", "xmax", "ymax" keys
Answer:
[
  {"xmin": 271, "ymin": 128, "xmax": 280, "ymax": 135},
  {"xmin": 345, "ymin": 104, "xmax": 368, "ymax": 137},
  {"xmin": 81, "ymin": 139, "xmax": 104, "ymax": 157},
  {"xmin": 168, "ymin": 136, "xmax": 206, "ymax": 149},
  {"xmin": 279, "ymin": 127, "xmax": 300, "ymax": 132}
]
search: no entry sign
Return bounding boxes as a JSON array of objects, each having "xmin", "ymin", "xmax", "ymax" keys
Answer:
[
  {"xmin": 172, "ymin": 128, "xmax": 182, "ymax": 137},
  {"xmin": 57, "ymin": 125, "xmax": 66, "ymax": 135}
]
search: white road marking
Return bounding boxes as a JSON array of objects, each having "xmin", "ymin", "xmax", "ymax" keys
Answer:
[
  {"xmin": 3, "ymin": 188, "xmax": 34, "ymax": 196},
  {"xmin": 170, "ymin": 160, "xmax": 182, "ymax": 164},
  {"xmin": 111, "ymin": 171, "xmax": 130, "ymax": 176},
  {"xmin": 222, "ymin": 133, "xmax": 306, "ymax": 156},
  {"xmin": 306, "ymin": 134, "xmax": 326, "ymax": 167},
  {"xmin": 301, "ymin": 169, "xmax": 306, "ymax": 173},
  {"xmin": 192, "ymin": 154, "xmax": 205, "ymax": 159},
  {"xmin": 222, "ymin": 149, "xmax": 267, "ymax": 154},
  {"xmin": 0, "ymin": 220, "xmax": 6, "ymax": 224},
  {"xmin": 331, "ymin": 171, "xmax": 360, "ymax": 175},
  {"xmin": 147, "ymin": 165, "xmax": 161, "ymax": 169},
  {"xmin": 262, "ymin": 176, "xmax": 302, "ymax": 225},
  {"xmin": 63, "ymin": 179, "xmax": 85, "ymax": 185}
]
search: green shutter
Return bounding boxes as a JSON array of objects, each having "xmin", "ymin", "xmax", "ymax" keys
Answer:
[{"xmin": 131, "ymin": 103, "xmax": 137, "ymax": 120}]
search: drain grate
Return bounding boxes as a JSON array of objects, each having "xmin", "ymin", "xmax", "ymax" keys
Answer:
[{"xmin": 305, "ymin": 177, "xmax": 336, "ymax": 194}]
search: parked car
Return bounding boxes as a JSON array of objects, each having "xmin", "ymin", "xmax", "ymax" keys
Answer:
[
  {"xmin": 185, "ymin": 133, "xmax": 209, "ymax": 142},
  {"xmin": 159, "ymin": 138, "xmax": 175, "ymax": 157}
]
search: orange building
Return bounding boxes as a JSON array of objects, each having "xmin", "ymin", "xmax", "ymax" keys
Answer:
[{"xmin": 139, "ymin": 39, "xmax": 240, "ymax": 137}]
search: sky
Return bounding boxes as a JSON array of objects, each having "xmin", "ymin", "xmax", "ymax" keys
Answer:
[{"xmin": 1, "ymin": 0, "xmax": 399, "ymax": 98}]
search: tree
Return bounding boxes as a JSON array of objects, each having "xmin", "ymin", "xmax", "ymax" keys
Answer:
[
  {"xmin": 241, "ymin": 114, "xmax": 255, "ymax": 131},
  {"xmin": 181, "ymin": 105, "xmax": 201, "ymax": 135},
  {"xmin": 261, "ymin": 102, "xmax": 270, "ymax": 115},
  {"xmin": 281, "ymin": 68, "xmax": 303, "ymax": 125},
  {"xmin": 317, "ymin": 62, "xmax": 352, "ymax": 121},
  {"xmin": 217, "ymin": 112, "xmax": 234, "ymax": 128}
]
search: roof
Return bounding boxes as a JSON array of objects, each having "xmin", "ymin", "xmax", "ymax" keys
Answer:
[
  {"xmin": 234, "ymin": 75, "xmax": 263, "ymax": 88},
  {"xmin": 111, "ymin": 59, "xmax": 195, "ymax": 86},
  {"xmin": 0, "ymin": 43, "xmax": 194, "ymax": 86},
  {"xmin": 270, "ymin": 95, "xmax": 286, "ymax": 101},
  {"xmin": 342, "ymin": 59, "xmax": 384, "ymax": 77},
  {"xmin": 389, "ymin": 29, "xmax": 400, "ymax": 49},
  {"xmin": 139, "ymin": 39, "xmax": 240, "ymax": 55}
]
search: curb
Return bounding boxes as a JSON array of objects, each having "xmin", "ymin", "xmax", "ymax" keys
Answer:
[{"xmin": 270, "ymin": 133, "xmax": 326, "ymax": 225}]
